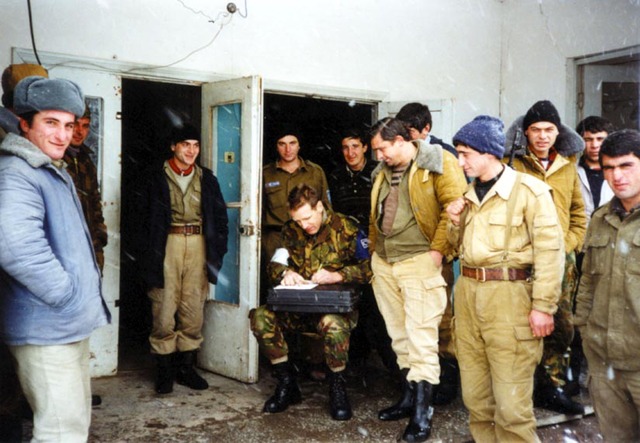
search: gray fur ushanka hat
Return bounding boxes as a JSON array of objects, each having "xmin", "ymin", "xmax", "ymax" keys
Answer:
[{"xmin": 13, "ymin": 76, "xmax": 85, "ymax": 118}]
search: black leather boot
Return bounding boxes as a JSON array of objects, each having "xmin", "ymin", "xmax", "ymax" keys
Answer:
[
  {"xmin": 534, "ymin": 386, "xmax": 585, "ymax": 415},
  {"xmin": 378, "ymin": 374, "xmax": 413, "ymax": 421},
  {"xmin": 432, "ymin": 358, "xmax": 459, "ymax": 406},
  {"xmin": 176, "ymin": 350, "xmax": 209, "ymax": 390},
  {"xmin": 402, "ymin": 381, "xmax": 434, "ymax": 443},
  {"xmin": 263, "ymin": 362, "xmax": 302, "ymax": 413},
  {"xmin": 155, "ymin": 353, "xmax": 175, "ymax": 394},
  {"xmin": 329, "ymin": 370, "xmax": 352, "ymax": 421},
  {"xmin": 565, "ymin": 330, "xmax": 583, "ymax": 397}
]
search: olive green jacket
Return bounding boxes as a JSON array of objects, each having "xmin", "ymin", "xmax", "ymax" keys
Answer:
[{"xmin": 575, "ymin": 200, "xmax": 640, "ymax": 370}]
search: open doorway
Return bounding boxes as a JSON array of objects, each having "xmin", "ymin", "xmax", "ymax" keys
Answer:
[
  {"xmin": 263, "ymin": 93, "xmax": 376, "ymax": 173},
  {"xmin": 118, "ymin": 80, "xmax": 377, "ymax": 371},
  {"xmin": 119, "ymin": 79, "xmax": 201, "ymax": 370},
  {"xmin": 577, "ymin": 46, "xmax": 640, "ymax": 130}
]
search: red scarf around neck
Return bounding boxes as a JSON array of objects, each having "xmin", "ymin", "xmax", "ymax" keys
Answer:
[{"xmin": 168, "ymin": 157, "xmax": 194, "ymax": 176}]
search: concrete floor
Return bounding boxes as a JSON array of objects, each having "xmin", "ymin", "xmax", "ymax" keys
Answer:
[{"xmin": 19, "ymin": 352, "xmax": 603, "ymax": 442}]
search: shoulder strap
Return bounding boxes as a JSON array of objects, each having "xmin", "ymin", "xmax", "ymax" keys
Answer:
[{"xmin": 502, "ymin": 173, "xmax": 522, "ymax": 261}]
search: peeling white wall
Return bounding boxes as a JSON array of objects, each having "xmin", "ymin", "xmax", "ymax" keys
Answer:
[{"xmin": 0, "ymin": 0, "xmax": 638, "ymax": 132}]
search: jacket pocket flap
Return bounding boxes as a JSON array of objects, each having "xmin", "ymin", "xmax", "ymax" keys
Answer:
[
  {"xmin": 587, "ymin": 233, "xmax": 610, "ymax": 248},
  {"xmin": 489, "ymin": 213, "xmax": 524, "ymax": 227},
  {"xmin": 514, "ymin": 325, "xmax": 535, "ymax": 341}
]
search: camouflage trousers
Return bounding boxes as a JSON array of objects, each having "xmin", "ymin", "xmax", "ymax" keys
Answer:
[
  {"xmin": 535, "ymin": 251, "xmax": 577, "ymax": 388},
  {"xmin": 249, "ymin": 306, "xmax": 357, "ymax": 371}
]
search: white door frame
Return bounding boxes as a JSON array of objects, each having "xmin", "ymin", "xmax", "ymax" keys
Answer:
[{"xmin": 12, "ymin": 48, "xmax": 391, "ymax": 380}]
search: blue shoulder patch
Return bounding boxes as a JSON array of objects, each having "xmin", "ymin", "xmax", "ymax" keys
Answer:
[{"xmin": 355, "ymin": 229, "xmax": 370, "ymax": 260}]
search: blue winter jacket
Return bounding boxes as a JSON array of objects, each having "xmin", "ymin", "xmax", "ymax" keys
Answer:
[{"xmin": 0, "ymin": 133, "xmax": 111, "ymax": 346}]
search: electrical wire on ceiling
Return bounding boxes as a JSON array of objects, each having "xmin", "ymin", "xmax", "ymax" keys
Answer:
[
  {"xmin": 20, "ymin": 0, "xmax": 249, "ymax": 73},
  {"xmin": 27, "ymin": 0, "xmax": 42, "ymax": 66},
  {"xmin": 129, "ymin": 0, "xmax": 249, "ymax": 72}
]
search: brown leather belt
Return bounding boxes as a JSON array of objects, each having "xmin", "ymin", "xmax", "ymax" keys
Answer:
[
  {"xmin": 169, "ymin": 225, "xmax": 202, "ymax": 235},
  {"xmin": 461, "ymin": 265, "xmax": 531, "ymax": 282}
]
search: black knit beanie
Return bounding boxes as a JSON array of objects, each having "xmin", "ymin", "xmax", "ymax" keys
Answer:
[
  {"xmin": 522, "ymin": 100, "xmax": 561, "ymax": 131},
  {"xmin": 170, "ymin": 123, "xmax": 200, "ymax": 144}
]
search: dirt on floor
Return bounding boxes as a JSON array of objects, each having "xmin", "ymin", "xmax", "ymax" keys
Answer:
[{"xmin": 18, "ymin": 353, "xmax": 603, "ymax": 442}]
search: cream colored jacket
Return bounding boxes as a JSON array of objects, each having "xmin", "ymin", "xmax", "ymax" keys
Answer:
[{"xmin": 447, "ymin": 166, "xmax": 564, "ymax": 315}]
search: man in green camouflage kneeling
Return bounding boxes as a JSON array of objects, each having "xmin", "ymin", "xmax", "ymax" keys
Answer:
[{"xmin": 250, "ymin": 184, "xmax": 372, "ymax": 421}]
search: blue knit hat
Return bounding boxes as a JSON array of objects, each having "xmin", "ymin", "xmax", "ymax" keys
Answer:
[
  {"xmin": 453, "ymin": 115, "xmax": 506, "ymax": 159},
  {"xmin": 13, "ymin": 76, "xmax": 85, "ymax": 117}
]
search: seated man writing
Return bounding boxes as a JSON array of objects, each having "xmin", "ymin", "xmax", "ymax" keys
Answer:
[{"xmin": 250, "ymin": 184, "xmax": 371, "ymax": 421}]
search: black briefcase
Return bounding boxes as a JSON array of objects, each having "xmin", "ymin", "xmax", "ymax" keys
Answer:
[{"xmin": 267, "ymin": 284, "xmax": 361, "ymax": 313}]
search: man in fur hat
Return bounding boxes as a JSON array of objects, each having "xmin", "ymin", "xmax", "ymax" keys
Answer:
[
  {"xmin": 505, "ymin": 100, "xmax": 587, "ymax": 415},
  {"xmin": 0, "ymin": 75, "xmax": 111, "ymax": 442},
  {"xmin": 0, "ymin": 63, "xmax": 49, "ymax": 441}
]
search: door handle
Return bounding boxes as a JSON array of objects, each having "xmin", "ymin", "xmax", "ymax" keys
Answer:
[{"xmin": 239, "ymin": 223, "xmax": 255, "ymax": 236}]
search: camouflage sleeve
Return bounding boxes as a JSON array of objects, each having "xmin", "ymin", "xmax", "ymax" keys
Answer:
[
  {"xmin": 91, "ymin": 184, "xmax": 108, "ymax": 248},
  {"xmin": 336, "ymin": 219, "xmax": 372, "ymax": 284},
  {"xmin": 267, "ymin": 261, "xmax": 288, "ymax": 286}
]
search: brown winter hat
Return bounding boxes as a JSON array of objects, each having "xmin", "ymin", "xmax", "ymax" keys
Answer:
[{"xmin": 1, "ymin": 64, "xmax": 49, "ymax": 108}]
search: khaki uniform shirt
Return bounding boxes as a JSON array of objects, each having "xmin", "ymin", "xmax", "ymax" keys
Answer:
[
  {"xmin": 447, "ymin": 166, "xmax": 564, "ymax": 315},
  {"xmin": 165, "ymin": 162, "xmax": 202, "ymax": 224},
  {"xmin": 262, "ymin": 157, "xmax": 330, "ymax": 229}
]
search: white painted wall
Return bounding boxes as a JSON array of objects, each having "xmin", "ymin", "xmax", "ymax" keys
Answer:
[
  {"xmin": 500, "ymin": 0, "xmax": 640, "ymax": 127},
  {"xmin": 0, "ymin": 0, "xmax": 638, "ymax": 131}
]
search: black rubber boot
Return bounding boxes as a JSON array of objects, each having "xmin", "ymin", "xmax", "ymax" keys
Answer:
[
  {"xmin": 565, "ymin": 330, "xmax": 583, "ymax": 397},
  {"xmin": 534, "ymin": 386, "xmax": 585, "ymax": 415},
  {"xmin": 176, "ymin": 350, "xmax": 209, "ymax": 390},
  {"xmin": 432, "ymin": 358, "xmax": 459, "ymax": 406},
  {"xmin": 329, "ymin": 370, "xmax": 352, "ymax": 421},
  {"xmin": 402, "ymin": 381, "xmax": 434, "ymax": 443},
  {"xmin": 263, "ymin": 362, "xmax": 302, "ymax": 413},
  {"xmin": 155, "ymin": 353, "xmax": 175, "ymax": 394},
  {"xmin": 378, "ymin": 372, "xmax": 413, "ymax": 421}
]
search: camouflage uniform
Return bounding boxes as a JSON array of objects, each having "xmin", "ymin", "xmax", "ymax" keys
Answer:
[
  {"xmin": 250, "ymin": 210, "xmax": 371, "ymax": 371},
  {"xmin": 63, "ymin": 143, "xmax": 108, "ymax": 271},
  {"xmin": 262, "ymin": 157, "xmax": 330, "ymax": 260}
]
